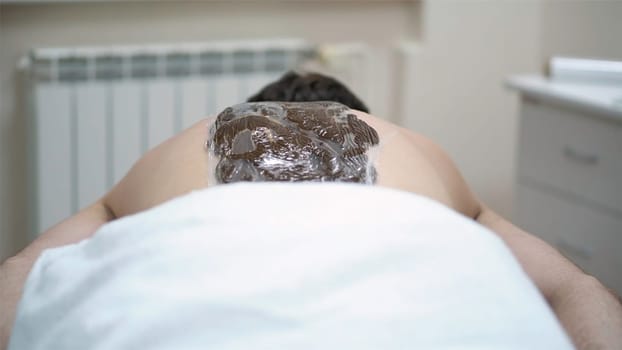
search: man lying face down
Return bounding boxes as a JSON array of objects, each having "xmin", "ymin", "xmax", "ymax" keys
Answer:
[{"xmin": 1, "ymin": 72, "xmax": 621, "ymax": 350}]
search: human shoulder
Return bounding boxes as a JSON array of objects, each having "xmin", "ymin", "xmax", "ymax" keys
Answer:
[
  {"xmin": 104, "ymin": 118, "xmax": 211, "ymax": 218},
  {"xmin": 403, "ymin": 130, "xmax": 482, "ymax": 219},
  {"xmin": 354, "ymin": 110, "xmax": 481, "ymax": 218}
]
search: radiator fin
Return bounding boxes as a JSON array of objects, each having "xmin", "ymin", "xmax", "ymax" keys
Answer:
[{"xmin": 27, "ymin": 40, "xmax": 369, "ymax": 236}]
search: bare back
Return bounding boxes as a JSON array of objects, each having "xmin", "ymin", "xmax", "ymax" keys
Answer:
[{"xmin": 105, "ymin": 108, "xmax": 479, "ymax": 220}]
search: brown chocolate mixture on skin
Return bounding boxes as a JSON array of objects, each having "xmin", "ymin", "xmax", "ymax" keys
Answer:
[{"xmin": 208, "ymin": 102, "xmax": 380, "ymax": 184}]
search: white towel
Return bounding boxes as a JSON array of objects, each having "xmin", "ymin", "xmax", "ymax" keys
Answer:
[{"xmin": 10, "ymin": 183, "xmax": 573, "ymax": 350}]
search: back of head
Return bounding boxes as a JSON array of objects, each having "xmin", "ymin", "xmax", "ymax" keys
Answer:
[{"xmin": 247, "ymin": 71, "xmax": 370, "ymax": 113}]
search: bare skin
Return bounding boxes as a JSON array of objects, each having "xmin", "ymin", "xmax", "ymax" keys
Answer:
[{"xmin": 1, "ymin": 110, "xmax": 621, "ymax": 349}]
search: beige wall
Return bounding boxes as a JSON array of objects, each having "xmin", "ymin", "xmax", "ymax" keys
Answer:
[
  {"xmin": 1, "ymin": 1, "xmax": 621, "ymax": 261},
  {"xmin": 398, "ymin": 1, "xmax": 540, "ymax": 219},
  {"xmin": 542, "ymin": 0, "xmax": 622, "ymax": 62},
  {"xmin": 398, "ymin": 0, "xmax": 622, "ymax": 220},
  {"xmin": 0, "ymin": 1, "xmax": 419, "ymax": 261}
]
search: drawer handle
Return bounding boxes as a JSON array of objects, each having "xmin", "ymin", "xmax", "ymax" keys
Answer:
[
  {"xmin": 563, "ymin": 146, "xmax": 599, "ymax": 165},
  {"xmin": 556, "ymin": 238, "xmax": 593, "ymax": 260}
]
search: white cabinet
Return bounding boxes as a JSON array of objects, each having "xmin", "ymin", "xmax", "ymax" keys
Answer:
[
  {"xmin": 516, "ymin": 183, "xmax": 622, "ymax": 293},
  {"xmin": 510, "ymin": 76, "xmax": 622, "ymax": 294}
]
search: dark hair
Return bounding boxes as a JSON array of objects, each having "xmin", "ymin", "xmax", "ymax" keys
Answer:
[{"xmin": 247, "ymin": 71, "xmax": 370, "ymax": 113}]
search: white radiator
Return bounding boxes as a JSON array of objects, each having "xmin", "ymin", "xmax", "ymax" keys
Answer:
[{"xmin": 25, "ymin": 39, "xmax": 371, "ymax": 237}]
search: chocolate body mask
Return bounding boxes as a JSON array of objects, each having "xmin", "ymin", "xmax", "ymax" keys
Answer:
[{"xmin": 207, "ymin": 102, "xmax": 380, "ymax": 184}]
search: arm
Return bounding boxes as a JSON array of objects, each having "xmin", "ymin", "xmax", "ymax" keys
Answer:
[
  {"xmin": 477, "ymin": 207, "xmax": 622, "ymax": 350},
  {"xmin": 0, "ymin": 200, "xmax": 115, "ymax": 350},
  {"xmin": 0, "ymin": 119, "xmax": 207, "ymax": 349},
  {"xmin": 410, "ymin": 132, "xmax": 622, "ymax": 349}
]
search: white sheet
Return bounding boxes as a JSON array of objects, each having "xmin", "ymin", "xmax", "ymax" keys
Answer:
[{"xmin": 10, "ymin": 183, "xmax": 573, "ymax": 349}]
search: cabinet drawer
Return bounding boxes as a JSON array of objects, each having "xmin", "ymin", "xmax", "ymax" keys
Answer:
[
  {"xmin": 518, "ymin": 100, "xmax": 622, "ymax": 213},
  {"xmin": 515, "ymin": 184, "xmax": 622, "ymax": 294}
]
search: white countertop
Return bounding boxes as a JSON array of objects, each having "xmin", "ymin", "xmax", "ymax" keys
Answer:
[{"xmin": 506, "ymin": 75, "xmax": 622, "ymax": 122}]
